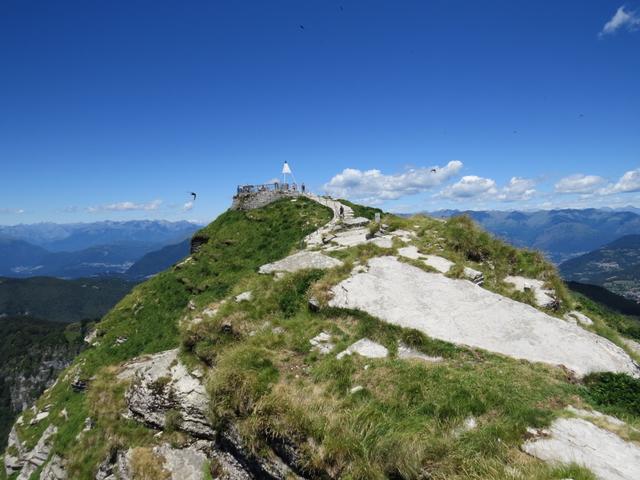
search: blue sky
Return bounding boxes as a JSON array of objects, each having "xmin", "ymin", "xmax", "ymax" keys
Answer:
[{"xmin": 1, "ymin": 0, "xmax": 639, "ymax": 225}]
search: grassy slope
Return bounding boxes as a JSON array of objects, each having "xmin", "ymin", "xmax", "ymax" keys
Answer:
[
  {"xmin": 4, "ymin": 204, "xmax": 640, "ymax": 480},
  {"xmin": 2, "ymin": 197, "xmax": 331, "ymax": 479},
  {"xmin": 186, "ymin": 213, "xmax": 638, "ymax": 479}
]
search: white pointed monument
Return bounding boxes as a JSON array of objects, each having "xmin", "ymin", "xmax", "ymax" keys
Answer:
[{"xmin": 282, "ymin": 161, "xmax": 296, "ymax": 185}]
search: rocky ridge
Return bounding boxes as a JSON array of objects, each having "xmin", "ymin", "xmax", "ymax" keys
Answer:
[{"xmin": 3, "ymin": 194, "xmax": 640, "ymax": 480}]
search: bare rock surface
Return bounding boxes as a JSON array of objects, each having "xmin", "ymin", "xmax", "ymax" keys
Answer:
[
  {"xmin": 565, "ymin": 406, "xmax": 630, "ymax": 429},
  {"xmin": 564, "ymin": 311, "xmax": 594, "ymax": 326},
  {"xmin": 397, "ymin": 246, "xmax": 455, "ymax": 273},
  {"xmin": 369, "ymin": 235, "xmax": 393, "ymax": 248},
  {"xmin": 17, "ymin": 425, "xmax": 58, "ymax": 480},
  {"xmin": 154, "ymin": 443, "xmax": 208, "ymax": 480},
  {"xmin": 329, "ymin": 256, "xmax": 639, "ymax": 377},
  {"xmin": 397, "ymin": 343, "xmax": 443, "ymax": 363},
  {"xmin": 504, "ymin": 275, "xmax": 557, "ymax": 308},
  {"xmin": 118, "ymin": 349, "xmax": 214, "ymax": 438},
  {"xmin": 343, "ymin": 216, "xmax": 370, "ymax": 227},
  {"xmin": 303, "ymin": 194, "xmax": 353, "ymax": 247},
  {"xmin": 463, "ymin": 266, "xmax": 484, "ymax": 285},
  {"xmin": 40, "ymin": 454, "xmax": 67, "ymax": 480},
  {"xmin": 337, "ymin": 339, "xmax": 388, "ymax": 360},
  {"xmin": 309, "ymin": 332, "xmax": 334, "ymax": 354},
  {"xmin": 4, "ymin": 426, "xmax": 26, "ymax": 476},
  {"xmin": 424, "ymin": 254, "xmax": 455, "ymax": 273},
  {"xmin": 235, "ymin": 290, "xmax": 253, "ymax": 302},
  {"xmin": 328, "ymin": 227, "xmax": 370, "ymax": 248},
  {"xmin": 259, "ymin": 251, "xmax": 343, "ymax": 274},
  {"xmin": 397, "ymin": 245, "xmax": 423, "ymax": 260},
  {"xmin": 522, "ymin": 416, "xmax": 640, "ymax": 480}
]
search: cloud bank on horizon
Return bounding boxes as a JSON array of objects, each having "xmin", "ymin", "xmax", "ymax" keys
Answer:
[{"xmin": 324, "ymin": 163, "xmax": 640, "ymax": 211}]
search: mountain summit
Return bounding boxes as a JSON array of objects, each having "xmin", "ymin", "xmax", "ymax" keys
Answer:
[{"xmin": 3, "ymin": 195, "xmax": 640, "ymax": 480}]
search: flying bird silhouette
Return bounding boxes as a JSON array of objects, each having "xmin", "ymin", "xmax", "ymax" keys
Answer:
[
  {"xmin": 430, "ymin": 169, "xmax": 437, "ymax": 173},
  {"xmin": 190, "ymin": 192, "xmax": 197, "ymax": 201},
  {"xmin": 299, "ymin": 24, "xmax": 305, "ymax": 30}
]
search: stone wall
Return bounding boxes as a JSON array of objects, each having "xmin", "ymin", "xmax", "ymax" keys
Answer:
[{"xmin": 231, "ymin": 190, "xmax": 300, "ymax": 211}]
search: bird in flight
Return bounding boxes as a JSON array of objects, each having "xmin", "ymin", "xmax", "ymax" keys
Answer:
[
  {"xmin": 430, "ymin": 168, "xmax": 437, "ymax": 173},
  {"xmin": 190, "ymin": 192, "xmax": 197, "ymax": 201},
  {"xmin": 299, "ymin": 24, "xmax": 305, "ymax": 30}
]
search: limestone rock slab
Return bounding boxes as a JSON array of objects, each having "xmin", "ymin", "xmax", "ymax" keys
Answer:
[
  {"xmin": 259, "ymin": 251, "xmax": 343, "ymax": 274},
  {"xmin": 337, "ymin": 339, "xmax": 388, "ymax": 360},
  {"xmin": 522, "ymin": 417, "xmax": 640, "ymax": 480},
  {"xmin": 424, "ymin": 255, "xmax": 455, "ymax": 274},
  {"xmin": 329, "ymin": 257, "xmax": 639, "ymax": 377}
]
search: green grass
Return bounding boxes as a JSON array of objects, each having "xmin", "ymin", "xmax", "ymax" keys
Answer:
[
  {"xmin": 192, "ymin": 260, "xmax": 596, "ymax": 479},
  {"xmin": 582, "ymin": 372, "xmax": 640, "ymax": 418},
  {"xmin": 7, "ymin": 197, "xmax": 332, "ymax": 476},
  {"xmin": 8, "ymin": 199, "xmax": 640, "ymax": 479},
  {"xmin": 337, "ymin": 199, "xmax": 384, "ymax": 220}
]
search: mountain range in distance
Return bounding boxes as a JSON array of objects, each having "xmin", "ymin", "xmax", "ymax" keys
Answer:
[
  {"xmin": 0, "ymin": 220, "xmax": 201, "ymax": 279},
  {"xmin": 424, "ymin": 208, "xmax": 640, "ymax": 264},
  {"xmin": 560, "ymin": 235, "xmax": 640, "ymax": 303}
]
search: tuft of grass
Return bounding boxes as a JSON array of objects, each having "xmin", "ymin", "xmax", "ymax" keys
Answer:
[
  {"xmin": 582, "ymin": 372, "xmax": 640, "ymax": 418},
  {"xmin": 208, "ymin": 344, "xmax": 280, "ymax": 422},
  {"xmin": 129, "ymin": 447, "xmax": 171, "ymax": 480}
]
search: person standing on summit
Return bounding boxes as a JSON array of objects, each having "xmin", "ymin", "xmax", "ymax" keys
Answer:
[{"xmin": 339, "ymin": 205, "xmax": 344, "ymax": 218}]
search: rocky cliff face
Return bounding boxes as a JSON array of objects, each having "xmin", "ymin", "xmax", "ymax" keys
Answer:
[
  {"xmin": 3, "ymin": 196, "xmax": 640, "ymax": 480},
  {"xmin": 0, "ymin": 318, "xmax": 86, "ymax": 452},
  {"xmin": 4, "ymin": 348, "xmax": 71, "ymax": 413}
]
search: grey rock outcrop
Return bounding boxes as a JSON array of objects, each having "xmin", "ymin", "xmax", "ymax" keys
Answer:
[
  {"xmin": 119, "ymin": 349, "xmax": 214, "ymax": 438},
  {"xmin": 16, "ymin": 425, "xmax": 58, "ymax": 480},
  {"xmin": 504, "ymin": 275, "xmax": 558, "ymax": 309},
  {"xmin": 4, "ymin": 426, "xmax": 26, "ymax": 476},
  {"xmin": 40, "ymin": 454, "xmax": 67, "ymax": 480}
]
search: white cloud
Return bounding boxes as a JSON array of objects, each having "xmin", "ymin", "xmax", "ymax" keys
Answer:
[
  {"xmin": 440, "ymin": 175, "xmax": 498, "ymax": 199},
  {"xmin": 88, "ymin": 199, "xmax": 162, "ymax": 213},
  {"xmin": 0, "ymin": 208, "xmax": 24, "ymax": 214},
  {"xmin": 182, "ymin": 201, "xmax": 194, "ymax": 212},
  {"xmin": 324, "ymin": 160, "xmax": 463, "ymax": 203},
  {"xmin": 497, "ymin": 177, "xmax": 537, "ymax": 202},
  {"xmin": 554, "ymin": 174, "xmax": 606, "ymax": 194},
  {"xmin": 600, "ymin": 6, "xmax": 640, "ymax": 36},
  {"xmin": 599, "ymin": 168, "xmax": 640, "ymax": 194}
]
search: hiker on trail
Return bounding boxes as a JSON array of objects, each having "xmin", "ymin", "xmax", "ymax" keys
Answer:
[
  {"xmin": 301, "ymin": 183, "xmax": 305, "ymax": 193},
  {"xmin": 339, "ymin": 205, "xmax": 344, "ymax": 218}
]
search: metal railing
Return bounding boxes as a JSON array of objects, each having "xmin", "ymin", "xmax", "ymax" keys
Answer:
[{"xmin": 235, "ymin": 183, "xmax": 302, "ymax": 195}]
